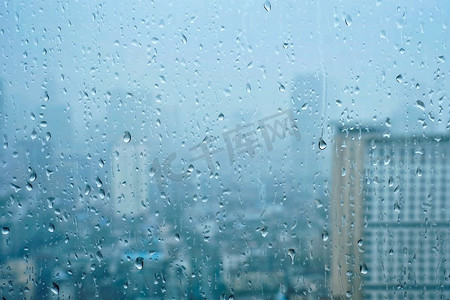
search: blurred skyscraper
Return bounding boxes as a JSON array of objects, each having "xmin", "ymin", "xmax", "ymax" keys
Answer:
[
  {"xmin": 290, "ymin": 74, "xmax": 325, "ymax": 195},
  {"xmin": 330, "ymin": 126, "xmax": 450, "ymax": 299},
  {"xmin": 111, "ymin": 140, "xmax": 150, "ymax": 217}
]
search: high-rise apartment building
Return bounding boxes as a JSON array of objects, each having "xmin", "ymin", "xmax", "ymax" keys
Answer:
[
  {"xmin": 330, "ymin": 127, "xmax": 450, "ymax": 299},
  {"xmin": 111, "ymin": 141, "xmax": 149, "ymax": 216}
]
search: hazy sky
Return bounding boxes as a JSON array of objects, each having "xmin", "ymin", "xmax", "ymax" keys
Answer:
[{"xmin": 1, "ymin": 0, "xmax": 449, "ymax": 146}]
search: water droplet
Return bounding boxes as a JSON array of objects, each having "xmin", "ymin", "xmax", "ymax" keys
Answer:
[
  {"xmin": 218, "ymin": 113, "xmax": 224, "ymax": 121},
  {"xmin": 10, "ymin": 183, "xmax": 21, "ymax": 193},
  {"xmin": 95, "ymin": 176, "xmax": 103, "ymax": 188},
  {"xmin": 438, "ymin": 55, "xmax": 445, "ymax": 63},
  {"xmin": 186, "ymin": 164, "xmax": 194, "ymax": 176},
  {"xmin": 315, "ymin": 199, "xmax": 323, "ymax": 208},
  {"xmin": 263, "ymin": 0, "xmax": 271, "ymax": 12},
  {"xmin": 357, "ymin": 239, "xmax": 363, "ymax": 247},
  {"xmin": 31, "ymin": 129, "xmax": 37, "ymax": 140},
  {"xmin": 135, "ymin": 257, "xmax": 144, "ymax": 270},
  {"xmin": 322, "ymin": 230, "xmax": 329, "ymax": 241},
  {"xmin": 416, "ymin": 167, "xmax": 422, "ymax": 177},
  {"xmin": 246, "ymin": 83, "xmax": 252, "ymax": 93},
  {"xmin": 318, "ymin": 137, "xmax": 327, "ymax": 150},
  {"xmin": 29, "ymin": 172, "xmax": 37, "ymax": 182},
  {"xmin": 123, "ymin": 131, "xmax": 131, "ymax": 143},
  {"xmin": 278, "ymin": 82, "xmax": 285, "ymax": 92},
  {"xmin": 26, "ymin": 182, "xmax": 33, "ymax": 191},
  {"xmin": 45, "ymin": 132, "xmax": 51, "ymax": 141},
  {"xmin": 416, "ymin": 100, "xmax": 425, "ymax": 111},
  {"xmin": 84, "ymin": 184, "xmax": 92, "ymax": 195},
  {"xmin": 175, "ymin": 233, "xmax": 180, "ymax": 241},
  {"xmin": 287, "ymin": 248, "xmax": 296, "ymax": 264},
  {"xmin": 181, "ymin": 34, "xmax": 187, "ymax": 44},
  {"xmin": 388, "ymin": 177, "xmax": 394, "ymax": 187},
  {"xmin": 228, "ymin": 295, "xmax": 235, "ymax": 300},
  {"xmin": 345, "ymin": 15, "xmax": 352, "ymax": 26},
  {"xmin": 48, "ymin": 223, "xmax": 55, "ymax": 233},
  {"xmin": 50, "ymin": 282, "xmax": 59, "ymax": 295},
  {"xmin": 2, "ymin": 226, "xmax": 10, "ymax": 235},
  {"xmin": 396, "ymin": 74, "xmax": 403, "ymax": 83},
  {"xmin": 96, "ymin": 251, "xmax": 103, "ymax": 262},
  {"xmin": 360, "ymin": 263, "xmax": 368, "ymax": 275},
  {"xmin": 260, "ymin": 226, "xmax": 268, "ymax": 237},
  {"xmin": 44, "ymin": 91, "xmax": 50, "ymax": 102}
]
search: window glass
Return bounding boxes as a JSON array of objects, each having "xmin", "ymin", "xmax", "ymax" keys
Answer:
[{"xmin": 0, "ymin": 1, "xmax": 449, "ymax": 299}]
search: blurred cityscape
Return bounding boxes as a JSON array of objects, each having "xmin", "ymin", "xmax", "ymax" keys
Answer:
[{"xmin": 1, "ymin": 72, "xmax": 449, "ymax": 300}]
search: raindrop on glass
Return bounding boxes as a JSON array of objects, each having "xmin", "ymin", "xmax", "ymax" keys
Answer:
[
  {"xmin": 318, "ymin": 137, "xmax": 327, "ymax": 150},
  {"xmin": 50, "ymin": 282, "xmax": 59, "ymax": 295},
  {"xmin": 135, "ymin": 257, "xmax": 144, "ymax": 270},
  {"xmin": 287, "ymin": 248, "xmax": 296, "ymax": 265},
  {"xmin": 263, "ymin": 0, "xmax": 271, "ymax": 12},
  {"xmin": 416, "ymin": 167, "xmax": 422, "ymax": 177},
  {"xmin": 29, "ymin": 172, "xmax": 37, "ymax": 182},
  {"xmin": 360, "ymin": 263, "xmax": 368, "ymax": 275},
  {"xmin": 2, "ymin": 226, "xmax": 10, "ymax": 235},
  {"xmin": 345, "ymin": 15, "xmax": 352, "ymax": 26},
  {"xmin": 123, "ymin": 131, "xmax": 131, "ymax": 143}
]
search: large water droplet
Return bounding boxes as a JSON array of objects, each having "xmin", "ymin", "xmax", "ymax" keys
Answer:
[
  {"xmin": 318, "ymin": 137, "xmax": 327, "ymax": 150},
  {"xmin": 416, "ymin": 167, "xmax": 422, "ymax": 177},
  {"xmin": 263, "ymin": 0, "xmax": 271, "ymax": 12},
  {"xmin": 135, "ymin": 257, "xmax": 144, "ymax": 270},
  {"xmin": 29, "ymin": 172, "xmax": 37, "ymax": 182},
  {"xmin": 50, "ymin": 282, "xmax": 59, "ymax": 295},
  {"xmin": 360, "ymin": 263, "xmax": 368, "ymax": 275},
  {"xmin": 218, "ymin": 113, "xmax": 224, "ymax": 121},
  {"xmin": 31, "ymin": 129, "xmax": 37, "ymax": 140},
  {"xmin": 2, "ymin": 226, "xmax": 10, "ymax": 235},
  {"xmin": 416, "ymin": 100, "xmax": 425, "ymax": 111},
  {"xmin": 345, "ymin": 15, "xmax": 352, "ymax": 26},
  {"xmin": 396, "ymin": 74, "xmax": 403, "ymax": 83},
  {"xmin": 287, "ymin": 248, "xmax": 296, "ymax": 265},
  {"xmin": 123, "ymin": 131, "xmax": 131, "ymax": 143}
]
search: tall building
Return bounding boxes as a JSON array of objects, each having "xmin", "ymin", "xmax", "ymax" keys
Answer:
[
  {"xmin": 330, "ymin": 127, "xmax": 369, "ymax": 300},
  {"xmin": 111, "ymin": 141, "xmax": 150, "ymax": 217},
  {"xmin": 330, "ymin": 126, "xmax": 450, "ymax": 299}
]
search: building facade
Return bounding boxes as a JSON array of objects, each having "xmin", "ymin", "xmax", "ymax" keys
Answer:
[{"xmin": 330, "ymin": 127, "xmax": 450, "ymax": 299}]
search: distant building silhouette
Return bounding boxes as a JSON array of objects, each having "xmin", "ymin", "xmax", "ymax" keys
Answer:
[{"xmin": 330, "ymin": 126, "xmax": 450, "ymax": 299}]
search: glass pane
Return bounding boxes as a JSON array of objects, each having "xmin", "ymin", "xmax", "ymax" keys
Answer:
[{"xmin": 0, "ymin": 1, "xmax": 448, "ymax": 299}]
